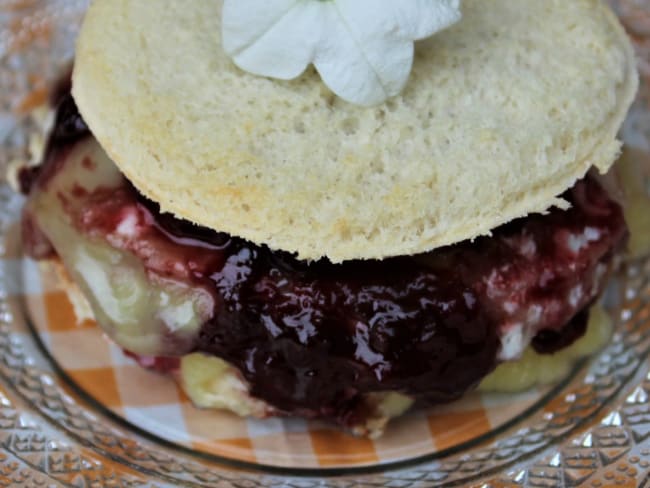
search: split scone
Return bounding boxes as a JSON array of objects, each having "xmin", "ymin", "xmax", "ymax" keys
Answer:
[{"xmin": 19, "ymin": 0, "xmax": 638, "ymax": 437}]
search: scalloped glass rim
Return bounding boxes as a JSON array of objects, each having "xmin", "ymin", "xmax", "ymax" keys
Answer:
[{"xmin": 0, "ymin": 1, "xmax": 649, "ymax": 486}]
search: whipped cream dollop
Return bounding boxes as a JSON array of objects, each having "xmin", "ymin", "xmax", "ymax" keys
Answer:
[{"xmin": 222, "ymin": 0, "xmax": 462, "ymax": 106}]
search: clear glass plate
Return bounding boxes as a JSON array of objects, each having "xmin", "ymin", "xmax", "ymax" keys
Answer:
[{"xmin": 0, "ymin": 1, "xmax": 650, "ymax": 486}]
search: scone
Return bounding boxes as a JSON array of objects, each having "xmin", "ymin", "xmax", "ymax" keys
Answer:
[{"xmin": 18, "ymin": 0, "xmax": 638, "ymax": 437}]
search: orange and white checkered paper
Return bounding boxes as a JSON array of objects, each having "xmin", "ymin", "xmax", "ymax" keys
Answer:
[{"xmin": 5, "ymin": 219, "xmax": 549, "ymax": 469}]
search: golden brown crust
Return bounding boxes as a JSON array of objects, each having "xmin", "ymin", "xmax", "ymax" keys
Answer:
[{"xmin": 73, "ymin": 0, "xmax": 638, "ymax": 262}]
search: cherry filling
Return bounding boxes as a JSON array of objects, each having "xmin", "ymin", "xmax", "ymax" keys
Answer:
[{"xmin": 22, "ymin": 93, "xmax": 628, "ymax": 427}]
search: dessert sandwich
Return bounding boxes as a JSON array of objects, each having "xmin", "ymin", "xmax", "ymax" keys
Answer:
[{"xmin": 15, "ymin": 0, "xmax": 640, "ymax": 437}]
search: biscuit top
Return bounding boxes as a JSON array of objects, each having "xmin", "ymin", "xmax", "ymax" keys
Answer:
[{"xmin": 72, "ymin": 0, "xmax": 638, "ymax": 262}]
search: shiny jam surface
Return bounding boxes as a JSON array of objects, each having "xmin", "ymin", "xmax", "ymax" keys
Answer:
[{"xmin": 22, "ymin": 93, "xmax": 629, "ymax": 425}]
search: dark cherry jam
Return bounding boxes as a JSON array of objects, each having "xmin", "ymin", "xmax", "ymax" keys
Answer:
[
  {"xmin": 23, "ymin": 91, "xmax": 629, "ymax": 428},
  {"xmin": 19, "ymin": 91, "xmax": 89, "ymax": 195},
  {"xmin": 531, "ymin": 309, "xmax": 589, "ymax": 354}
]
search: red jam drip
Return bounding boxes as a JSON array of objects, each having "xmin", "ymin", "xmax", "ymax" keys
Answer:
[
  {"xmin": 18, "ymin": 166, "xmax": 42, "ymax": 195},
  {"xmin": 24, "ymin": 92, "xmax": 628, "ymax": 427},
  {"xmin": 123, "ymin": 351, "xmax": 181, "ymax": 374},
  {"xmin": 19, "ymin": 91, "xmax": 90, "ymax": 196},
  {"xmin": 531, "ymin": 308, "xmax": 588, "ymax": 354}
]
